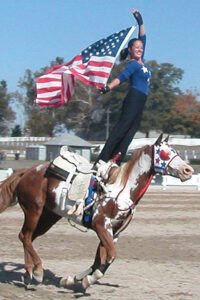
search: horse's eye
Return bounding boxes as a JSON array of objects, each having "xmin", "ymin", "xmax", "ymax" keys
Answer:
[{"xmin": 160, "ymin": 150, "xmax": 170, "ymax": 161}]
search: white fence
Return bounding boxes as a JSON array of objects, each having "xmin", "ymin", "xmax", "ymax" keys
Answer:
[
  {"xmin": 128, "ymin": 137, "xmax": 200, "ymax": 150},
  {"xmin": 0, "ymin": 137, "xmax": 51, "ymax": 142},
  {"xmin": 162, "ymin": 174, "xmax": 200, "ymax": 191}
]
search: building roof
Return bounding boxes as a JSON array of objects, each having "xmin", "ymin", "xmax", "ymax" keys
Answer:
[{"xmin": 45, "ymin": 133, "xmax": 93, "ymax": 147}]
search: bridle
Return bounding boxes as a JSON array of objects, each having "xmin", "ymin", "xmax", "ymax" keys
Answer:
[{"xmin": 153, "ymin": 143, "xmax": 179, "ymax": 175}]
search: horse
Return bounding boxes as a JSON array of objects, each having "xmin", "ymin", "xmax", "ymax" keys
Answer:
[{"xmin": 0, "ymin": 134, "xmax": 194, "ymax": 290}]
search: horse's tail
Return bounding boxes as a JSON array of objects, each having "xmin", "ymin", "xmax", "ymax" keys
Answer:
[{"xmin": 0, "ymin": 168, "xmax": 27, "ymax": 213}]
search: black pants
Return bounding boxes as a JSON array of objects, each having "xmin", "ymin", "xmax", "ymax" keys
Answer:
[{"xmin": 97, "ymin": 88, "xmax": 147, "ymax": 165}]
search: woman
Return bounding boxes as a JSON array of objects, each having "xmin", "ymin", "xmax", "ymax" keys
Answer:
[{"xmin": 96, "ymin": 9, "xmax": 151, "ymax": 165}]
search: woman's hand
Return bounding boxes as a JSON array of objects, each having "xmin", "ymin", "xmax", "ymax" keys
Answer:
[
  {"xmin": 131, "ymin": 8, "xmax": 143, "ymax": 26},
  {"xmin": 97, "ymin": 78, "xmax": 120, "ymax": 94},
  {"xmin": 98, "ymin": 85, "xmax": 110, "ymax": 94}
]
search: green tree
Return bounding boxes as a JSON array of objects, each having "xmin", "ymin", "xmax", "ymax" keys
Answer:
[
  {"xmin": 166, "ymin": 91, "xmax": 200, "ymax": 137},
  {"xmin": 140, "ymin": 61, "xmax": 184, "ymax": 136},
  {"xmin": 11, "ymin": 124, "xmax": 22, "ymax": 137},
  {"xmin": 0, "ymin": 80, "xmax": 15, "ymax": 136}
]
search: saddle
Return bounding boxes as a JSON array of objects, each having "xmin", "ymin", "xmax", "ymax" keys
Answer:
[
  {"xmin": 46, "ymin": 147, "xmax": 118, "ymax": 218},
  {"xmin": 47, "ymin": 146, "xmax": 93, "ymax": 201}
]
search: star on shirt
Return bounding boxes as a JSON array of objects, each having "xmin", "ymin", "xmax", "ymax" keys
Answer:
[{"xmin": 142, "ymin": 66, "xmax": 148, "ymax": 73}]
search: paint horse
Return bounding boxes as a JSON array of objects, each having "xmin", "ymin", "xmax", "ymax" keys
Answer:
[{"xmin": 0, "ymin": 134, "xmax": 194, "ymax": 290}]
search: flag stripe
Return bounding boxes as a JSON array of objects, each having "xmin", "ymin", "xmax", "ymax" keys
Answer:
[
  {"xmin": 37, "ymin": 82, "xmax": 62, "ymax": 89},
  {"xmin": 35, "ymin": 26, "xmax": 136, "ymax": 108},
  {"xmin": 37, "ymin": 76, "xmax": 61, "ymax": 82},
  {"xmin": 35, "ymin": 96, "xmax": 61, "ymax": 102},
  {"xmin": 37, "ymin": 86, "xmax": 62, "ymax": 94},
  {"xmin": 70, "ymin": 71, "xmax": 108, "ymax": 87},
  {"xmin": 36, "ymin": 90, "xmax": 61, "ymax": 98}
]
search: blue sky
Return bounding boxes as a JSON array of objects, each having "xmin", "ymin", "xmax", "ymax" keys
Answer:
[{"xmin": 1, "ymin": 0, "xmax": 200, "ymax": 94}]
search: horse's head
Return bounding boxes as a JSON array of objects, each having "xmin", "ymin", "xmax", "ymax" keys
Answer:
[{"xmin": 153, "ymin": 134, "xmax": 194, "ymax": 181}]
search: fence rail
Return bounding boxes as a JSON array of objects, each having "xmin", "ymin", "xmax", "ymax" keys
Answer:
[
  {"xmin": 162, "ymin": 174, "xmax": 200, "ymax": 191},
  {"xmin": 0, "ymin": 137, "xmax": 51, "ymax": 142}
]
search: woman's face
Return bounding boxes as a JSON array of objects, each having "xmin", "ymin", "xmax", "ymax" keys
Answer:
[{"xmin": 129, "ymin": 40, "xmax": 143, "ymax": 60}]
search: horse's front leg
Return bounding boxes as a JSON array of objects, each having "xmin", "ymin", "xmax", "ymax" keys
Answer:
[
  {"xmin": 60, "ymin": 217, "xmax": 116, "ymax": 290},
  {"xmin": 60, "ymin": 242, "xmax": 107, "ymax": 288},
  {"xmin": 81, "ymin": 217, "xmax": 116, "ymax": 289},
  {"xmin": 74, "ymin": 233, "xmax": 119, "ymax": 282},
  {"xmin": 70, "ymin": 241, "xmax": 107, "ymax": 281}
]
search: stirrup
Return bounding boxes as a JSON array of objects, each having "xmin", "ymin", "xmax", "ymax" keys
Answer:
[{"xmin": 67, "ymin": 202, "xmax": 84, "ymax": 216}]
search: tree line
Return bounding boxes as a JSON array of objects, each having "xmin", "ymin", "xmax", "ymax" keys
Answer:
[{"xmin": 1, "ymin": 57, "xmax": 200, "ymax": 139}]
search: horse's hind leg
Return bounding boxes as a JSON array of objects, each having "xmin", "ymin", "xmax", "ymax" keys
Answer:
[
  {"xmin": 19, "ymin": 207, "xmax": 44, "ymax": 284},
  {"xmin": 31, "ymin": 207, "xmax": 61, "ymax": 280},
  {"xmin": 19, "ymin": 230, "xmax": 34, "ymax": 285}
]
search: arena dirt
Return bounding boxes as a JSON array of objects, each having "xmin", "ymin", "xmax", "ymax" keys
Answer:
[{"xmin": 0, "ymin": 187, "xmax": 199, "ymax": 299}]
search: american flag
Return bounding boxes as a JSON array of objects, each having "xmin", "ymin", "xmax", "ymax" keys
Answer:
[{"xmin": 35, "ymin": 26, "xmax": 136, "ymax": 108}]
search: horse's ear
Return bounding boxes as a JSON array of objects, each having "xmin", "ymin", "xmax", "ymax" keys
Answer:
[
  {"xmin": 155, "ymin": 133, "xmax": 163, "ymax": 146},
  {"xmin": 164, "ymin": 135, "xmax": 169, "ymax": 143}
]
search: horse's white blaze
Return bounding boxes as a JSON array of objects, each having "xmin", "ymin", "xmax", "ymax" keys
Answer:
[
  {"xmin": 35, "ymin": 164, "xmax": 45, "ymax": 172},
  {"xmin": 168, "ymin": 155, "xmax": 187, "ymax": 170}
]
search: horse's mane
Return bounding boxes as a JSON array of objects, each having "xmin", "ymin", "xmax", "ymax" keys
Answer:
[{"xmin": 107, "ymin": 146, "xmax": 149, "ymax": 185}]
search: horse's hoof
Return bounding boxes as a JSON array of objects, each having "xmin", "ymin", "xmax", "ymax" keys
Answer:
[
  {"xmin": 93, "ymin": 269, "xmax": 103, "ymax": 280},
  {"xmin": 81, "ymin": 270, "xmax": 103, "ymax": 289},
  {"xmin": 75, "ymin": 267, "xmax": 93, "ymax": 281},
  {"xmin": 33, "ymin": 270, "xmax": 44, "ymax": 283},
  {"xmin": 82, "ymin": 275, "xmax": 92, "ymax": 290},
  {"xmin": 23, "ymin": 271, "xmax": 32, "ymax": 286},
  {"xmin": 60, "ymin": 275, "xmax": 75, "ymax": 287}
]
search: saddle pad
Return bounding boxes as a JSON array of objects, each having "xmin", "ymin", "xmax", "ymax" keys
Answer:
[
  {"xmin": 52, "ymin": 156, "xmax": 77, "ymax": 174},
  {"xmin": 60, "ymin": 146, "xmax": 88, "ymax": 165},
  {"xmin": 53, "ymin": 147, "xmax": 93, "ymax": 174},
  {"xmin": 68, "ymin": 173, "xmax": 91, "ymax": 201}
]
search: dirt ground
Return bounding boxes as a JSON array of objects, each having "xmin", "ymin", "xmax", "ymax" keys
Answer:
[{"xmin": 0, "ymin": 186, "xmax": 199, "ymax": 300}]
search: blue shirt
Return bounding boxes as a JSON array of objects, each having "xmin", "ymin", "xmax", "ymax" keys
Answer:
[{"xmin": 117, "ymin": 35, "xmax": 151, "ymax": 95}]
